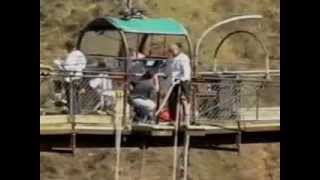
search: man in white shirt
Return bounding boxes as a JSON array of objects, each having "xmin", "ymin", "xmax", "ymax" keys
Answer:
[
  {"xmin": 57, "ymin": 41, "xmax": 87, "ymax": 114},
  {"xmin": 167, "ymin": 43, "xmax": 192, "ymax": 123},
  {"xmin": 63, "ymin": 45, "xmax": 87, "ymax": 82},
  {"xmin": 169, "ymin": 44, "xmax": 191, "ymax": 83}
]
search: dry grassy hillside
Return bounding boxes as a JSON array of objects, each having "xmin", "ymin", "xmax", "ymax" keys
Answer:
[
  {"xmin": 40, "ymin": 0, "xmax": 280, "ymax": 180},
  {"xmin": 40, "ymin": 0, "xmax": 279, "ymax": 69}
]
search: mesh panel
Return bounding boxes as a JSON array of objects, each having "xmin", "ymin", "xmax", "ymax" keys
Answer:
[
  {"xmin": 193, "ymin": 76, "xmax": 279, "ymax": 124},
  {"xmin": 40, "ymin": 72, "xmax": 125, "ymax": 117}
]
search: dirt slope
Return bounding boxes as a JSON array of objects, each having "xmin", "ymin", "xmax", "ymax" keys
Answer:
[{"xmin": 40, "ymin": 144, "xmax": 279, "ymax": 180}]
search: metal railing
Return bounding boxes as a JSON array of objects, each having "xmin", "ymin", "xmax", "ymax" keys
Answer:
[
  {"xmin": 40, "ymin": 69, "xmax": 170, "ymax": 126},
  {"xmin": 41, "ymin": 69, "xmax": 280, "ymax": 128},
  {"xmin": 40, "ymin": 71, "xmax": 126, "ymax": 118},
  {"xmin": 192, "ymin": 76, "xmax": 280, "ymax": 124}
]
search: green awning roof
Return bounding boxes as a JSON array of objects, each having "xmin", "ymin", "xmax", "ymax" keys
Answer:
[{"xmin": 104, "ymin": 17, "xmax": 188, "ymax": 35}]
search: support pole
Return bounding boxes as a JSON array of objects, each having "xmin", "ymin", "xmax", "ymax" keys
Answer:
[
  {"xmin": 236, "ymin": 129, "xmax": 242, "ymax": 155},
  {"xmin": 114, "ymin": 91, "xmax": 124, "ymax": 180},
  {"xmin": 172, "ymin": 85, "xmax": 181, "ymax": 180},
  {"xmin": 119, "ymin": 31, "xmax": 129, "ymax": 128},
  {"xmin": 182, "ymin": 133, "xmax": 190, "ymax": 180},
  {"xmin": 139, "ymin": 143, "xmax": 146, "ymax": 180},
  {"xmin": 69, "ymin": 77, "xmax": 76, "ymax": 156},
  {"xmin": 71, "ymin": 132, "xmax": 76, "ymax": 156},
  {"xmin": 115, "ymin": 128, "xmax": 121, "ymax": 180}
]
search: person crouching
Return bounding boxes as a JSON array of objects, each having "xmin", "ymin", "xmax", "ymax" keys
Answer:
[{"xmin": 129, "ymin": 70, "xmax": 160, "ymax": 124}]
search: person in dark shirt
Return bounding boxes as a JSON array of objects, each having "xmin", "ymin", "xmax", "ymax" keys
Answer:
[
  {"xmin": 129, "ymin": 70, "xmax": 160, "ymax": 124},
  {"xmin": 127, "ymin": 48, "xmax": 146, "ymax": 82}
]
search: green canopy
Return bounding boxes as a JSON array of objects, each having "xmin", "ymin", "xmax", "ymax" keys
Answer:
[{"xmin": 104, "ymin": 17, "xmax": 188, "ymax": 35}]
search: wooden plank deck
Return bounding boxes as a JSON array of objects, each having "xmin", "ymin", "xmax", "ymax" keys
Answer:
[
  {"xmin": 186, "ymin": 120, "xmax": 280, "ymax": 136},
  {"xmin": 132, "ymin": 123, "xmax": 175, "ymax": 136},
  {"xmin": 40, "ymin": 107, "xmax": 280, "ymax": 136},
  {"xmin": 40, "ymin": 123, "xmax": 73, "ymax": 135},
  {"xmin": 240, "ymin": 107, "xmax": 280, "ymax": 121},
  {"xmin": 40, "ymin": 118, "xmax": 279, "ymax": 136}
]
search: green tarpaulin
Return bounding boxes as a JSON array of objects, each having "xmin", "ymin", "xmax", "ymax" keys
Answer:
[{"xmin": 104, "ymin": 17, "xmax": 188, "ymax": 35}]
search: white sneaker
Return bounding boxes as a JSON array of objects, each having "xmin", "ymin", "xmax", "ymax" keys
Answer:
[{"xmin": 97, "ymin": 110, "xmax": 107, "ymax": 115}]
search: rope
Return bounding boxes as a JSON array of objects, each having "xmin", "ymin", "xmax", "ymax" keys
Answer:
[{"xmin": 155, "ymin": 80, "xmax": 181, "ymax": 116}]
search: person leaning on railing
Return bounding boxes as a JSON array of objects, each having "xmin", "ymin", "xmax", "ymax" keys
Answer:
[{"xmin": 54, "ymin": 40, "xmax": 87, "ymax": 114}]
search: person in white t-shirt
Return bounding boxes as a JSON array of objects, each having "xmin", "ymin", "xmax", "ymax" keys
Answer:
[
  {"xmin": 167, "ymin": 43, "xmax": 192, "ymax": 123},
  {"xmin": 55, "ymin": 41, "xmax": 87, "ymax": 114}
]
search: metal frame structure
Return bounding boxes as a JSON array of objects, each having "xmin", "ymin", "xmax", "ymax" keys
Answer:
[
  {"xmin": 40, "ymin": 13, "xmax": 280, "ymax": 180},
  {"xmin": 74, "ymin": 15, "xmax": 195, "ymax": 180}
]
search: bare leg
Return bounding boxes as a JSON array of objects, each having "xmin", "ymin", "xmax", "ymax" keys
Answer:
[{"xmin": 181, "ymin": 97, "xmax": 190, "ymax": 126}]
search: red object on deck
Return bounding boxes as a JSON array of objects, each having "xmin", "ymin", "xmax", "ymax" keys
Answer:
[{"xmin": 159, "ymin": 109, "xmax": 174, "ymax": 122}]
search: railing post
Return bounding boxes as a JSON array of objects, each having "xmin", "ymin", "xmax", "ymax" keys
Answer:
[
  {"xmin": 156, "ymin": 75, "xmax": 161, "ymax": 124},
  {"xmin": 256, "ymin": 82, "xmax": 265, "ymax": 121},
  {"xmin": 191, "ymin": 83, "xmax": 196, "ymax": 125},
  {"xmin": 256, "ymin": 86, "xmax": 260, "ymax": 121},
  {"xmin": 235, "ymin": 77, "xmax": 242, "ymax": 155},
  {"xmin": 69, "ymin": 74, "xmax": 77, "ymax": 156},
  {"xmin": 138, "ymin": 140, "xmax": 147, "ymax": 180}
]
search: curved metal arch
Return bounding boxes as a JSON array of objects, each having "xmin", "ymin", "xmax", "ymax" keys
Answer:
[
  {"xmin": 212, "ymin": 30, "xmax": 270, "ymax": 76},
  {"xmin": 76, "ymin": 17, "xmax": 118, "ymax": 50},
  {"xmin": 195, "ymin": 15, "xmax": 263, "ymax": 74}
]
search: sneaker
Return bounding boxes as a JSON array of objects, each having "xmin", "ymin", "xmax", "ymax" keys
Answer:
[
  {"xmin": 147, "ymin": 116, "xmax": 157, "ymax": 125},
  {"xmin": 54, "ymin": 93, "xmax": 62, "ymax": 101},
  {"xmin": 148, "ymin": 120, "xmax": 156, "ymax": 125},
  {"xmin": 105, "ymin": 109, "xmax": 114, "ymax": 116},
  {"xmin": 133, "ymin": 117, "xmax": 139, "ymax": 123},
  {"xmin": 97, "ymin": 110, "xmax": 107, "ymax": 115},
  {"xmin": 133, "ymin": 116, "xmax": 145, "ymax": 124},
  {"xmin": 61, "ymin": 106, "xmax": 69, "ymax": 114},
  {"xmin": 141, "ymin": 116, "xmax": 148, "ymax": 124},
  {"xmin": 61, "ymin": 99, "xmax": 67, "ymax": 105},
  {"xmin": 136, "ymin": 121, "xmax": 147, "ymax": 126},
  {"xmin": 159, "ymin": 122, "xmax": 170, "ymax": 125}
]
